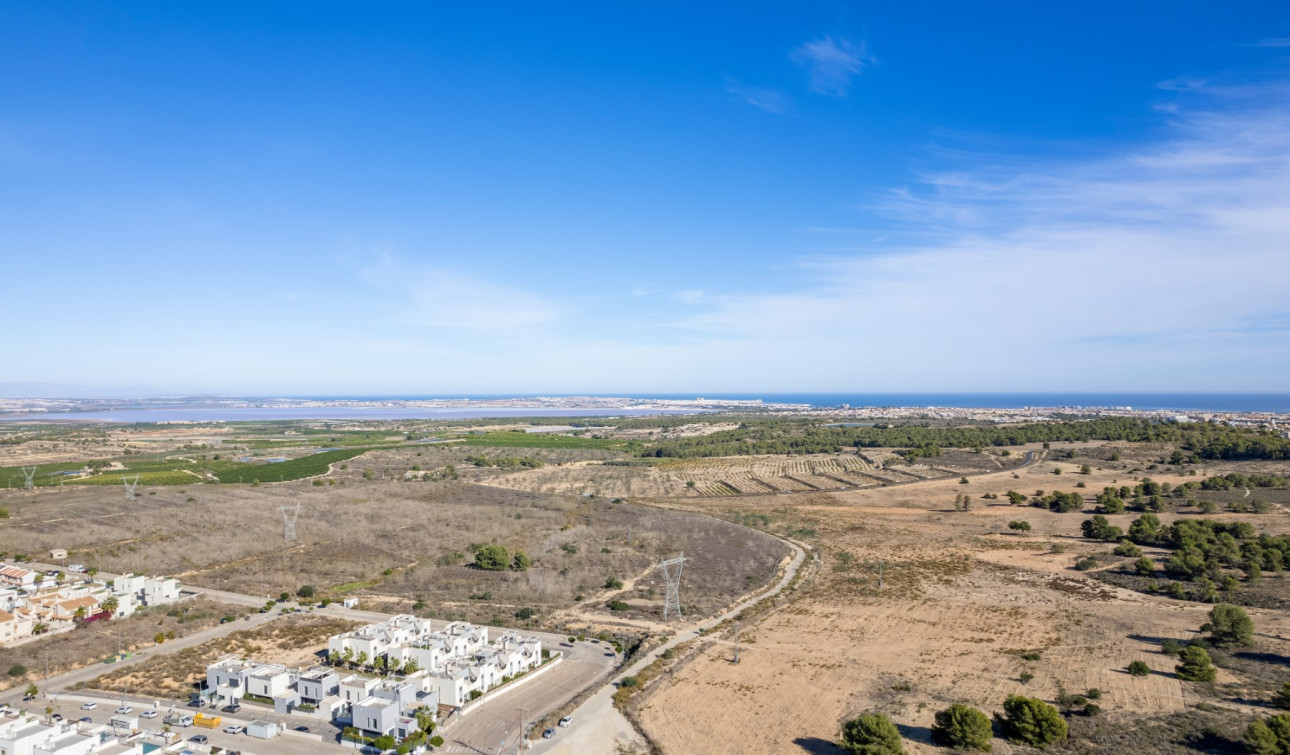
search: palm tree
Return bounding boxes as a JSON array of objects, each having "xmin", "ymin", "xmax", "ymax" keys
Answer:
[
  {"xmin": 355, "ymin": 651, "xmax": 368, "ymax": 671},
  {"xmin": 100, "ymin": 597, "xmax": 119, "ymax": 616}
]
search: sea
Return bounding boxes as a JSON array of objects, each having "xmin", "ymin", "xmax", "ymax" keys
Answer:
[{"xmin": 2, "ymin": 393, "xmax": 1288, "ymax": 423}]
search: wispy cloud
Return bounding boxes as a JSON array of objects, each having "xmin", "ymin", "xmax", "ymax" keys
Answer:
[
  {"xmin": 360, "ymin": 254, "xmax": 562, "ymax": 333},
  {"xmin": 724, "ymin": 80, "xmax": 789, "ymax": 114},
  {"xmin": 664, "ymin": 84, "xmax": 1290, "ymax": 389},
  {"xmin": 1255, "ymin": 37, "xmax": 1290, "ymax": 47},
  {"xmin": 791, "ymin": 36, "xmax": 874, "ymax": 96}
]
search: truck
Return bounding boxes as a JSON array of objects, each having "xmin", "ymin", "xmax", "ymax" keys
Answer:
[{"xmin": 163, "ymin": 713, "xmax": 194, "ymax": 727}]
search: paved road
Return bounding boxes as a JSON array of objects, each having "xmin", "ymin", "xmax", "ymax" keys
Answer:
[
  {"xmin": 529, "ymin": 535, "xmax": 808, "ymax": 755},
  {"xmin": 438, "ymin": 637, "xmax": 618, "ymax": 755}
]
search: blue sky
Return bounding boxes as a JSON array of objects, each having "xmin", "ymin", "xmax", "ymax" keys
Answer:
[{"xmin": 2, "ymin": 2, "xmax": 1289, "ymax": 395}]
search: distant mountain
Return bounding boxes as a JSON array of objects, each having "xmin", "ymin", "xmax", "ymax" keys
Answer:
[{"xmin": 0, "ymin": 382, "xmax": 165, "ymax": 399}]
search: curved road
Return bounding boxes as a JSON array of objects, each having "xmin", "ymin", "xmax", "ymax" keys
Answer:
[{"xmin": 529, "ymin": 534, "xmax": 807, "ymax": 754}]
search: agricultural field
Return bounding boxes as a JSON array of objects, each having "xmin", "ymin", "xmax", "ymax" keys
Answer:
[
  {"xmin": 476, "ymin": 449, "xmax": 1017, "ymax": 499},
  {"xmin": 631, "ymin": 445, "xmax": 1290, "ymax": 754}
]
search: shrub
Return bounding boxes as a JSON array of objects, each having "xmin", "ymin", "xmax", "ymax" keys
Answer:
[
  {"xmin": 1202, "ymin": 603, "xmax": 1254, "ymax": 648},
  {"xmin": 1074, "ymin": 557, "xmax": 1098, "ymax": 571},
  {"xmin": 1175, "ymin": 646, "xmax": 1217, "ymax": 682},
  {"xmin": 607, "ymin": 600, "xmax": 630, "ymax": 611},
  {"xmin": 1008, "ymin": 521, "xmax": 1031, "ymax": 533},
  {"xmin": 1082, "ymin": 703, "xmax": 1101, "ymax": 716},
  {"xmin": 604, "ymin": 575, "xmax": 624, "ymax": 590},
  {"xmin": 619, "ymin": 676, "xmax": 639, "ymax": 688},
  {"xmin": 840, "ymin": 712, "xmax": 905, "ymax": 755},
  {"xmin": 297, "ymin": 585, "xmax": 314, "ymax": 598},
  {"xmin": 1081, "ymin": 515, "xmax": 1122, "ymax": 541},
  {"xmin": 1134, "ymin": 557, "xmax": 1155, "ymax": 576},
  {"xmin": 931, "ymin": 704, "xmax": 992, "ymax": 751},
  {"xmin": 1160, "ymin": 638, "xmax": 1184, "ymax": 656},
  {"xmin": 474, "ymin": 545, "xmax": 510, "ymax": 571},
  {"xmin": 1113, "ymin": 540, "xmax": 1142, "ymax": 557},
  {"xmin": 7, "ymin": 665, "xmax": 24, "ymax": 677},
  {"xmin": 429, "ymin": 736, "xmax": 444, "ymax": 747},
  {"xmin": 511, "ymin": 551, "xmax": 531, "ymax": 571},
  {"xmin": 999, "ymin": 695, "xmax": 1067, "ymax": 748},
  {"xmin": 515, "ymin": 607, "xmax": 535, "ymax": 620},
  {"xmin": 1020, "ymin": 671, "xmax": 1035, "ymax": 684},
  {"xmin": 1021, "ymin": 652, "xmax": 1042, "ymax": 661},
  {"xmin": 1245, "ymin": 714, "xmax": 1290, "ymax": 755},
  {"xmin": 1272, "ymin": 681, "xmax": 1290, "ymax": 710}
]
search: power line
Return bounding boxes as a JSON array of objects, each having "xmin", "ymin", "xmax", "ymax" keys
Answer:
[{"xmin": 657, "ymin": 553, "xmax": 687, "ymax": 621}]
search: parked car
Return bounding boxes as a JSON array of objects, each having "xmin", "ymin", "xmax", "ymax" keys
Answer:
[
  {"xmin": 542, "ymin": 728, "xmax": 556, "ymax": 739},
  {"xmin": 189, "ymin": 734, "xmax": 209, "ymax": 745},
  {"xmin": 186, "ymin": 700, "xmax": 203, "ymax": 707},
  {"xmin": 559, "ymin": 716, "xmax": 573, "ymax": 727},
  {"xmin": 294, "ymin": 725, "xmax": 309, "ymax": 732},
  {"xmin": 78, "ymin": 717, "xmax": 92, "ymax": 724},
  {"xmin": 51, "ymin": 714, "xmax": 62, "ymax": 721},
  {"xmin": 140, "ymin": 710, "xmax": 157, "ymax": 719},
  {"xmin": 115, "ymin": 706, "xmax": 132, "ymax": 714},
  {"xmin": 80, "ymin": 702, "xmax": 97, "ymax": 711},
  {"xmin": 223, "ymin": 725, "xmax": 244, "ymax": 734},
  {"xmin": 221, "ymin": 704, "xmax": 240, "ymax": 713}
]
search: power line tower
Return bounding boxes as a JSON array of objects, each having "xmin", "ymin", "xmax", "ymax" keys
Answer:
[
  {"xmin": 122, "ymin": 475, "xmax": 140, "ymax": 501},
  {"xmin": 279, "ymin": 503, "xmax": 301, "ymax": 542},
  {"xmin": 21, "ymin": 466, "xmax": 36, "ymax": 489},
  {"xmin": 657, "ymin": 553, "xmax": 687, "ymax": 620}
]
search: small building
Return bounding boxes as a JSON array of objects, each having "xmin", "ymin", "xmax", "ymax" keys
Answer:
[
  {"xmin": 246, "ymin": 720, "xmax": 278, "ymax": 740},
  {"xmin": 206, "ymin": 657, "xmax": 264, "ymax": 703},
  {"xmin": 0, "ymin": 565, "xmax": 37, "ymax": 590},
  {"xmin": 48, "ymin": 550, "xmax": 67, "ymax": 561},
  {"xmin": 246, "ymin": 664, "xmax": 291, "ymax": 699},
  {"xmin": 341, "ymin": 597, "xmax": 359, "ymax": 609},
  {"xmin": 351, "ymin": 696, "xmax": 401, "ymax": 738},
  {"xmin": 297, "ymin": 666, "xmax": 340, "ymax": 705},
  {"xmin": 141, "ymin": 578, "xmax": 180, "ymax": 605}
]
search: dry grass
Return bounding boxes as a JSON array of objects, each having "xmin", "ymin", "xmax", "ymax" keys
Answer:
[{"xmin": 84, "ymin": 614, "xmax": 360, "ymax": 700}]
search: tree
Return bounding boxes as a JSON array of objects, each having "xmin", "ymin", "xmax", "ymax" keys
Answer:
[
  {"xmin": 372, "ymin": 734, "xmax": 397, "ymax": 751},
  {"xmin": 373, "ymin": 655, "xmax": 387, "ymax": 675},
  {"xmin": 1202, "ymin": 603, "xmax": 1254, "ymax": 648},
  {"xmin": 278, "ymin": 592, "xmax": 290, "ymax": 602},
  {"xmin": 1080, "ymin": 464, "xmax": 1092, "ymax": 475},
  {"xmin": 931, "ymin": 704, "xmax": 993, "ymax": 751},
  {"xmin": 355, "ymin": 650, "xmax": 368, "ymax": 670},
  {"xmin": 415, "ymin": 708, "xmax": 436, "ymax": 735},
  {"xmin": 100, "ymin": 596, "xmax": 118, "ymax": 616},
  {"xmin": 1007, "ymin": 520, "xmax": 1031, "ymax": 533},
  {"xmin": 1245, "ymin": 714, "xmax": 1290, "ymax": 755},
  {"xmin": 429, "ymin": 736, "xmax": 445, "ymax": 747},
  {"xmin": 342, "ymin": 647, "xmax": 354, "ymax": 669},
  {"xmin": 328, "ymin": 650, "xmax": 341, "ymax": 666},
  {"xmin": 1134, "ymin": 557, "xmax": 1155, "ymax": 576},
  {"xmin": 474, "ymin": 545, "xmax": 510, "ymax": 571},
  {"xmin": 7, "ymin": 665, "xmax": 25, "ymax": 677},
  {"xmin": 840, "ymin": 713, "xmax": 905, "ymax": 755},
  {"xmin": 1270, "ymin": 682, "xmax": 1290, "ymax": 711},
  {"xmin": 1175, "ymin": 646, "xmax": 1217, "ymax": 682},
  {"xmin": 297, "ymin": 585, "xmax": 315, "ymax": 598},
  {"xmin": 403, "ymin": 658, "xmax": 419, "ymax": 675},
  {"xmin": 25, "ymin": 683, "xmax": 38, "ymax": 698},
  {"xmin": 999, "ymin": 695, "xmax": 1067, "ymax": 748},
  {"xmin": 511, "ymin": 551, "xmax": 531, "ymax": 571},
  {"xmin": 154, "ymin": 632, "xmax": 165, "ymax": 644},
  {"xmin": 1081, "ymin": 515, "xmax": 1122, "ymax": 541},
  {"xmin": 1127, "ymin": 661, "xmax": 1151, "ymax": 677}
]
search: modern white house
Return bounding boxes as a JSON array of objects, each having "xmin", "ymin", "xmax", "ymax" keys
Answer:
[
  {"xmin": 0, "ymin": 715, "xmax": 101, "ymax": 755},
  {"xmin": 297, "ymin": 666, "xmax": 340, "ymax": 706},
  {"xmin": 205, "ymin": 657, "xmax": 265, "ymax": 703},
  {"xmin": 245, "ymin": 664, "xmax": 292, "ymax": 699}
]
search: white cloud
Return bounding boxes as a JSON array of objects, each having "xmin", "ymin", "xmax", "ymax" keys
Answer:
[
  {"xmin": 660, "ymin": 89, "xmax": 1290, "ymax": 389},
  {"xmin": 724, "ymin": 80, "xmax": 789, "ymax": 113},
  {"xmin": 791, "ymin": 36, "xmax": 874, "ymax": 96},
  {"xmin": 359, "ymin": 254, "xmax": 562, "ymax": 333}
]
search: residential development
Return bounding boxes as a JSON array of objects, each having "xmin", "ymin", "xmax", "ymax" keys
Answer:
[
  {"xmin": 203, "ymin": 616, "xmax": 546, "ymax": 741},
  {"xmin": 0, "ymin": 565, "xmax": 182, "ymax": 646}
]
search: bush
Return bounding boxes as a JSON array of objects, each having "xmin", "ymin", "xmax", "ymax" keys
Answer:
[
  {"xmin": 1175, "ymin": 646, "xmax": 1217, "ymax": 682},
  {"xmin": 474, "ymin": 545, "xmax": 510, "ymax": 571},
  {"xmin": 1082, "ymin": 703, "xmax": 1101, "ymax": 716},
  {"xmin": 1134, "ymin": 557, "xmax": 1155, "ymax": 575},
  {"xmin": 1008, "ymin": 521, "xmax": 1031, "ymax": 533},
  {"xmin": 931, "ymin": 704, "xmax": 993, "ymax": 751},
  {"xmin": 1074, "ymin": 557, "xmax": 1098, "ymax": 571},
  {"xmin": 1113, "ymin": 540, "xmax": 1142, "ymax": 557},
  {"xmin": 7, "ymin": 665, "xmax": 24, "ymax": 677},
  {"xmin": 1201, "ymin": 603, "xmax": 1254, "ymax": 648},
  {"xmin": 297, "ymin": 585, "xmax": 314, "ymax": 598},
  {"xmin": 607, "ymin": 600, "xmax": 630, "ymax": 611},
  {"xmin": 840, "ymin": 712, "xmax": 905, "ymax": 755},
  {"xmin": 999, "ymin": 695, "xmax": 1067, "ymax": 748},
  {"xmin": 619, "ymin": 676, "xmax": 638, "ymax": 688},
  {"xmin": 1245, "ymin": 714, "xmax": 1290, "ymax": 755},
  {"xmin": 1160, "ymin": 638, "xmax": 1183, "ymax": 656},
  {"xmin": 429, "ymin": 736, "xmax": 444, "ymax": 747},
  {"xmin": 511, "ymin": 551, "xmax": 531, "ymax": 571},
  {"xmin": 1268, "ymin": 681, "xmax": 1290, "ymax": 711}
]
